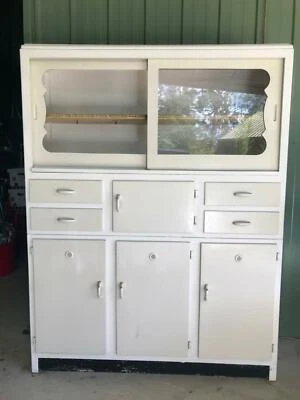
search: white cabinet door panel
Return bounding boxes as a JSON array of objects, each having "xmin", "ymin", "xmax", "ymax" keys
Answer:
[
  {"xmin": 113, "ymin": 181, "xmax": 195, "ymax": 233},
  {"xmin": 199, "ymin": 243, "xmax": 277, "ymax": 362},
  {"xmin": 33, "ymin": 239, "xmax": 106, "ymax": 355},
  {"xmin": 117, "ymin": 241, "xmax": 190, "ymax": 357}
]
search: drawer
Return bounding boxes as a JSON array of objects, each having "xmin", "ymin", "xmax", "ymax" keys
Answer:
[
  {"xmin": 205, "ymin": 182, "xmax": 280, "ymax": 207},
  {"xmin": 204, "ymin": 211, "xmax": 279, "ymax": 235},
  {"xmin": 29, "ymin": 180, "xmax": 102, "ymax": 204},
  {"xmin": 30, "ymin": 208, "xmax": 103, "ymax": 232}
]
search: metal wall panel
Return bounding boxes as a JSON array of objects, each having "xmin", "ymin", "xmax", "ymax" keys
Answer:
[
  {"xmin": 264, "ymin": 0, "xmax": 294, "ymax": 43},
  {"xmin": 70, "ymin": 0, "xmax": 108, "ymax": 44},
  {"xmin": 109, "ymin": 0, "xmax": 145, "ymax": 44},
  {"xmin": 145, "ymin": 0, "xmax": 182, "ymax": 44},
  {"xmin": 219, "ymin": 0, "xmax": 258, "ymax": 43},
  {"xmin": 256, "ymin": 0, "xmax": 267, "ymax": 43},
  {"xmin": 34, "ymin": 0, "xmax": 71, "ymax": 43},
  {"xmin": 182, "ymin": 0, "xmax": 220, "ymax": 44},
  {"xmin": 22, "ymin": 0, "xmax": 300, "ymax": 336},
  {"xmin": 23, "ymin": 0, "xmax": 35, "ymax": 42},
  {"xmin": 279, "ymin": 0, "xmax": 300, "ymax": 337}
]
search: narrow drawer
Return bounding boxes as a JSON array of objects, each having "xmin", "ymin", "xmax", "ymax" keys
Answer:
[
  {"xmin": 29, "ymin": 180, "xmax": 102, "ymax": 204},
  {"xmin": 30, "ymin": 208, "xmax": 103, "ymax": 232},
  {"xmin": 205, "ymin": 183, "xmax": 280, "ymax": 207},
  {"xmin": 204, "ymin": 211, "xmax": 279, "ymax": 235}
]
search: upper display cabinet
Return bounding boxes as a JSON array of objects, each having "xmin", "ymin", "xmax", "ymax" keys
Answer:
[{"xmin": 20, "ymin": 45, "xmax": 293, "ymax": 171}]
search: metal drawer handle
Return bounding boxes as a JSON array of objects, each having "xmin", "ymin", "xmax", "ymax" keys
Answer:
[
  {"xmin": 119, "ymin": 282, "xmax": 125, "ymax": 299},
  {"xmin": 116, "ymin": 194, "xmax": 121, "ymax": 212},
  {"xmin": 97, "ymin": 281, "xmax": 103, "ymax": 298},
  {"xmin": 56, "ymin": 188, "xmax": 76, "ymax": 195},
  {"xmin": 232, "ymin": 220, "xmax": 251, "ymax": 226},
  {"xmin": 56, "ymin": 217, "xmax": 76, "ymax": 223},
  {"xmin": 233, "ymin": 191, "xmax": 253, "ymax": 197},
  {"xmin": 204, "ymin": 284, "xmax": 209, "ymax": 301}
]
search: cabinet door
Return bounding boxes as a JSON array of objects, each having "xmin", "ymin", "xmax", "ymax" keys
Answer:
[
  {"xmin": 30, "ymin": 60, "xmax": 147, "ymax": 168},
  {"xmin": 32, "ymin": 239, "xmax": 106, "ymax": 355},
  {"xmin": 113, "ymin": 181, "xmax": 195, "ymax": 233},
  {"xmin": 117, "ymin": 241, "xmax": 190, "ymax": 357},
  {"xmin": 199, "ymin": 244, "xmax": 277, "ymax": 362},
  {"xmin": 148, "ymin": 59, "xmax": 283, "ymax": 171}
]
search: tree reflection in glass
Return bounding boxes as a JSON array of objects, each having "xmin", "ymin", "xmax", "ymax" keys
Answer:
[{"xmin": 158, "ymin": 69, "xmax": 269, "ymax": 155}]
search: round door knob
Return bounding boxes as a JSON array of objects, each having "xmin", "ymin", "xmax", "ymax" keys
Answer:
[
  {"xmin": 234, "ymin": 254, "xmax": 242, "ymax": 262},
  {"xmin": 149, "ymin": 253, "xmax": 157, "ymax": 261},
  {"xmin": 65, "ymin": 250, "xmax": 74, "ymax": 259}
]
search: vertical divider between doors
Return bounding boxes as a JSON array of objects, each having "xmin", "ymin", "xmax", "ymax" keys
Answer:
[{"xmin": 147, "ymin": 60, "xmax": 160, "ymax": 169}]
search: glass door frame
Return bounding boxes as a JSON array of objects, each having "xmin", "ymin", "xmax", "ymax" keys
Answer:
[
  {"xmin": 147, "ymin": 58, "xmax": 283, "ymax": 171},
  {"xmin": 31, "ymin": 59, "xmax": 147, "ymax": 169}
]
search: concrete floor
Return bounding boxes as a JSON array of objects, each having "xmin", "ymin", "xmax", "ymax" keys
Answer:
[{"xmin": 1, "ymin": 262, "xmax": 300, "ymax": 400}]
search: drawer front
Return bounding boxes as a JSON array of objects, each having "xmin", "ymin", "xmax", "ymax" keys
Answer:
[
  {"xmin": 205, "ymin": 182, "xmax": 280, "ymax": 207},
  {"xmin": 29, "ymin": 180, "xmax": 103, "ymax": 204},
  {"xmin": 30, "ymin": 208, "xmax": 103, "ymax": 232},
  {"xmin": 204, "ymin": 211, "xmax": 279, "ymax": 235}
]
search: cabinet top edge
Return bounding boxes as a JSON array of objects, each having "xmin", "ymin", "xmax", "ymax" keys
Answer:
[
  {"xmin": 21, "ymin": 44, "xmax": 293, "ymax": 50},
  {"xmin": 20, "ymin": 44, "xmax": 294, "ymax": 59},
  {"xmin": 20, "ymin": 44, "xmax": 294, "ymax": 61}
]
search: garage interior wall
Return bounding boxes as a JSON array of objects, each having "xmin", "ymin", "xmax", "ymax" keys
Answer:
[{"xmin": 22, "ymin": 0, "xmax": 300, "ymax": 337}]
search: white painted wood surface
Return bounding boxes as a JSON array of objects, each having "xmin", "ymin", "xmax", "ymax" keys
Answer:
[
  {"xmin": 30, "ymin": 208, "xmax": 103, "ymax": 232},
  {"xmin": 116, "ymin": 241, "xmax": 190, "ymax": 357},
  {"xmin": 204, "ymin": 182, "xmax": 280, "ymax": 207},
  {"xmin": 199, "ymin": 243, "xmax": 277, "ymax": 362},
  {"xmin": 112, "ymin": 181, "xmax": 195, "ymax": 233},
  {"xmin": 19, "ymin": 45, "xmax": 294, "ymax": 380},
  {"xmin": 29, "ymin": 179, "xmax": 103, "ymax": 204},
  {"xmin": 204, "ymin": 211, "xmax": 279, "ymax": 235},
  {"xmin": 32, "ymin": 239, "xmax": 106, "ymax": 354}
]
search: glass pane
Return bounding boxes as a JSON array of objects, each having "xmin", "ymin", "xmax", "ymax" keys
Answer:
[
  {"xmin": 42, "ymin": 69, "xmax": 147, "ymax": 154},
  {"xmin": 158, "ymin": 69, "xmax": 269, "ymax": 155}
]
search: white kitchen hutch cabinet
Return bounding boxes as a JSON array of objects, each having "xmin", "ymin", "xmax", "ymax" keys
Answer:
[{"xmin": 20, "ymin": 44, "xmax": 294, "ymax": 380}]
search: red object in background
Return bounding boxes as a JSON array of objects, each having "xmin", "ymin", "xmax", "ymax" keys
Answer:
[{"xmin": 0, "ymin": 240, "xmax": 14, "ymax": 276}]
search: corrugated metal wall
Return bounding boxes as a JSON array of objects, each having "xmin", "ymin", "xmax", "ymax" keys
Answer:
[{"xmin": 23, "ymin": 0, "xmax": 300, "ymax": 337}]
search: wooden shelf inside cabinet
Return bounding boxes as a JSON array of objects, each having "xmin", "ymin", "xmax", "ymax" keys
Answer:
[
  {"xmin": 46, "ymin": 113, "xmax": 148, "ymax": 125},
  {"xmin": 45, "ymin": 113, "xmax": 212, "ymax": 125}
]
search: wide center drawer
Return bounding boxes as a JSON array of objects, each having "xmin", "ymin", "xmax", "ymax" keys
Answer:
[
  {"xmin": 29, "ymin": 180, "xmax": 103, "ymax": 204},
  {"xmin": 30, "ymin": 208, "xmax": 103, "ymax": 232},
  {"xmin": 204, "ymin": 211, "xmax": 279, "ymax": 235},
  {"xmin": 205, "ymin": 182, "xmax": 280, "ymax": 207}
]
